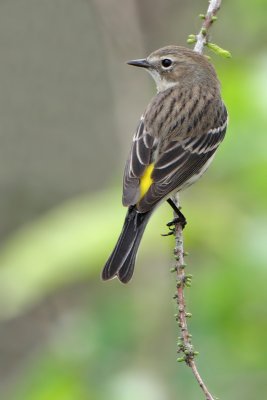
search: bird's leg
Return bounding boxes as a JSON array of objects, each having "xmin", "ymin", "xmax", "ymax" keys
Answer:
[
  {"xmin": 161, "ymin": 199, "xmax": 187, "ymax": 236},
  {"xmin": 167, "ymin": 198, "xmax": 187, "ymax": 229}
]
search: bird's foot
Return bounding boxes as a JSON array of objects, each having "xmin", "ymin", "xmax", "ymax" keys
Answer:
[
  {"xmin": 161, "ymin": 226, "xmax": 175, "ymax": 237},
  {"xmin": 161, "ymin": 216, "xmax": 187, "ymax": 236},
  {"xmin": 167, "ymin": 216, "xmax": 187, "ymax": 230}
]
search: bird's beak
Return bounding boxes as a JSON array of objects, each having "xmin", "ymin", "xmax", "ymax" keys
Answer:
[{"xmin": 127, "ymin": 58, "xmax": 151, "ymax": 68}]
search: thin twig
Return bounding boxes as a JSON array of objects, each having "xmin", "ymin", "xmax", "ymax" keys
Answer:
[
  {"xmin": 172, "ymin": 2, "xmax": 223, "ymax": 399},
  {"xmin": 173, "ymin": 195, "xmax": 216, "ymax": 400},
  {"xmin": 194, "ymin": 0, "xmax": 222, "ymax": 54}
]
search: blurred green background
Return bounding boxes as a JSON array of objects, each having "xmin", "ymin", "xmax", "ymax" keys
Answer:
[{"xmin": 0, "ymin": 0, "xmax": 266, "ymax": 399}]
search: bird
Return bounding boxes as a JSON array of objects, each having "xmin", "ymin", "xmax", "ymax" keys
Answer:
[{"xmin": 102, "ymin": 45, "xmax": 228, "ymax": 284}]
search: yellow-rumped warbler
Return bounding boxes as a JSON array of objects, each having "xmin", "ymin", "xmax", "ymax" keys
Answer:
[{"xmin": 102, "ymin": 45, "xmax": 228, "ymax": 283}]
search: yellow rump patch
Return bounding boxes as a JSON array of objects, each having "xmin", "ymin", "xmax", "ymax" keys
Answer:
[{"xmin": 139, "ymin": 163, "xmax": 154, "ymax": 200}]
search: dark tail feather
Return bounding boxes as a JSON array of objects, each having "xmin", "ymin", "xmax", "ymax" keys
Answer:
[
  {"xmin": 102, "ymin": 207, "xmax": 152, "ymax": 283},
  {"xmin": 117, "ymin": 221, "xmax": 146, "ymax": 283}
]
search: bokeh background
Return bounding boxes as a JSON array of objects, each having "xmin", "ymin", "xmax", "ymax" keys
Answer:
[{"xmin": 0, "ymin": 0, "xmax": 266, "ymax": 399}]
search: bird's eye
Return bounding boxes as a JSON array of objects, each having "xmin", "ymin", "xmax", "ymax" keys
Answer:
[{"xmin": 161, "ymin": 58, "xmax": 173, "ymax": 69}]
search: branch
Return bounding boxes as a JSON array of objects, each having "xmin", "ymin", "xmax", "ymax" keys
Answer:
[
  {"xmin": 194, "ymin": 0, "xmax": 222, "ymax": 54},
  {"xmin": 172, "ymin": 2, "xmax": 226, "ymax": 400},
  {"xmin": 172, "ymin": 195, "xmax": 216, "ymax": 400},
  {"xmin": 188, "ymin": 0, "xmax": 231, "ymax": 59}
]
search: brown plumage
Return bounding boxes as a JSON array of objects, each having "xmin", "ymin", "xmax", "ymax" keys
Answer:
[{"xmin": 102, "ymin": 45, "xmax": 228, "ymax": 283}]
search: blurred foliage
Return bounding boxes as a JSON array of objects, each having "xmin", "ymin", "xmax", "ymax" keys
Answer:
[
  {"xmin": 0, "ymin": 1, "xmax": 267, "ymax": 400},
  {"xmin": 0, "ymin": 190, "xmax": 167, "ymax": 319}
]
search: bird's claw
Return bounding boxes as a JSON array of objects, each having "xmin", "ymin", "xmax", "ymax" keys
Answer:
[
  {"xmin": 161, "ymin": 227, "xmax": 175, "ymax": 237},
  {"xmin": 166, "ymin": 217, "xmax": 180, "ymax": 227},
  {"xmin": 161, "ymin": 216, "xmax": 187, "ymax": 236}
]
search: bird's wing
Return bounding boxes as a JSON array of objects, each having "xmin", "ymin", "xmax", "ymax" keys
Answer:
[
  {"xmin": 122, "ymin": 117, "xmax": 156, "ymax": 206},
  {"xmin": 137, "ymin": 105, "xmax": 228, "ymax": 213}
]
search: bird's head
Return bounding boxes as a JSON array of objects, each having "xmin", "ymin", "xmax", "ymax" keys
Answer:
[{"xmin": 127, "ymin": 45, "xmax": 219, "ymax": 93}]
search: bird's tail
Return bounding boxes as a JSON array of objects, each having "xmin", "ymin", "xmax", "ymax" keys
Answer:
[{"xmin": 102, "ymin": 207, "xmax": 152, "ymax": 283}]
